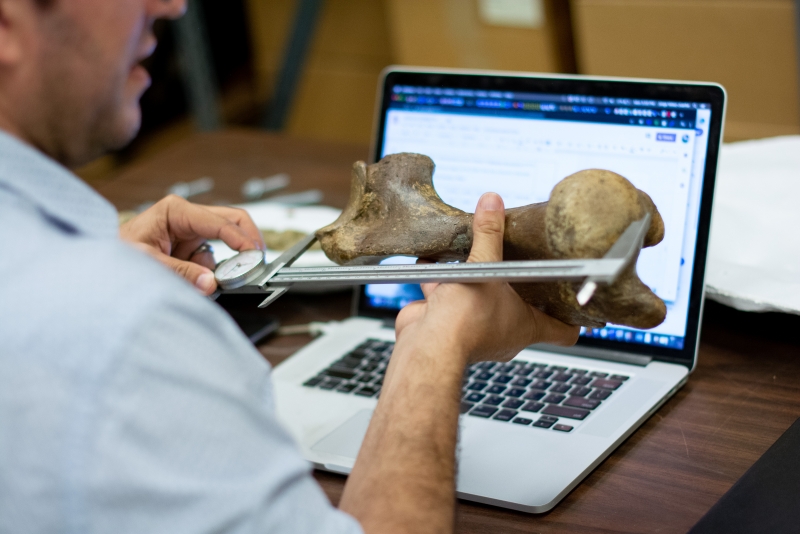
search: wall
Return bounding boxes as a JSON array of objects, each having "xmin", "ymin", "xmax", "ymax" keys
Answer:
[{"xmin": 571, "ymin": 0, "xmax": 800, "ymax": 141}]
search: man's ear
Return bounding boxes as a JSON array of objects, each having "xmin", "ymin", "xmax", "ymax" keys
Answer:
[{"xmin": 0, "ymin": 0, "xmax": 28, "ymax": 66}]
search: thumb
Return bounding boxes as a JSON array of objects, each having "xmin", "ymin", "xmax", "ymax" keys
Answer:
[
  {"xmin": 467, "ymin": 193, "xmax": 505, "ymax": 263},
  {"xmin": 156, "ymin": 252, "xmax": 217, "ymax": 295}
]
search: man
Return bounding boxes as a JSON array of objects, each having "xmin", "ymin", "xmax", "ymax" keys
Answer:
[{"xmin": 0, "ymin": 0, "xmax": 578, "ymax": 532}]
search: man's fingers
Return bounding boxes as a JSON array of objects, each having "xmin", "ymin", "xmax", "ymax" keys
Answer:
[
  {"xmin": 172, "ymin": 236, "xmax": 206, "ymax": 261},
  {"xmin": 467, "ymin": 193, "xmax": 505, "ymax": 264},
  {"xmin": 154, "ymin": 251, "xmax": 217, "ymax": 296},
  {"xmin": 204, "ymin": 205, "xmax": 265, "ymax": 250},
  {"xmin": 166, "ymin": 196, "xmax": 262, "ymax": 253},
  {"xmin": 415, "ymin": 258, "xmax": 440, "ymax": 297},
  {"xmin": 529, "ymin": 308, "xmax": 581, "ymax": 347},
  {"xmin": 419, "ymin": 282, "xmax": 439, "ymax": 298}
]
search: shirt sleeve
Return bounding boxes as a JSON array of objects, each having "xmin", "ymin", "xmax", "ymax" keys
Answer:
[{"xmin": 80, "ymin": 288, "xmax": 363, "ymax": 534}]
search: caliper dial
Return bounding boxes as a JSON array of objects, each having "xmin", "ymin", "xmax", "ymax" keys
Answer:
[{"xmin": 214, "ymin": 249, "xmax": 267, "ymax": 290}]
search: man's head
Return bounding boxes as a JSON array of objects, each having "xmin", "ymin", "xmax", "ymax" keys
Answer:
[{"xmin": 0, "ymin": 0, "xmax": 186, "ymax": 167}]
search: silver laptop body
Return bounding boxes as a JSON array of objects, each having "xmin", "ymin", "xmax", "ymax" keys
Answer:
[{"xmin": 273, "ymin": 67, "xmax": 726, "ymax": 512}]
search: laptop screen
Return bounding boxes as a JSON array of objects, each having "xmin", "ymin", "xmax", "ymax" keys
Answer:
[{"xmin": 360, "ymin": 70, "xmax": 724, "ymax": 366}]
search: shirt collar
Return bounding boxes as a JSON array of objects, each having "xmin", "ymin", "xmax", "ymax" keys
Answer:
[{"xmin": 0, "ymin": 129, "xmax": 118, "ymax": 238}]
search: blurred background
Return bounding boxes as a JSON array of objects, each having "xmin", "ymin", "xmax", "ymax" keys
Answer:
[{"xmin": 77, "ymin": 0, "xmax": 800, "ymax": 183}]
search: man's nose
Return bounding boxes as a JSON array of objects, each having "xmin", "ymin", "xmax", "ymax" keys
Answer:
[{"xmin": 148, "ymin": 0, "xmax": 188, "ymax": 20}]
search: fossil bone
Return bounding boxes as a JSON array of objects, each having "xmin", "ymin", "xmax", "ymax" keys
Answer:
[{"xmin": 317, "ymin": 153, "xmax": 666, "ymax": 328}]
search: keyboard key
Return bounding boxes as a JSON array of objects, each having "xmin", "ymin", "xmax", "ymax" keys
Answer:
[
  {"xmin": 522, "ymin": 390, "xmax": 545, "ymax": 401},
  {"xmin": 502, "ymin": 398, "xmax": 524, "ymax": 409},
  {"xmin": 564, "ymin": 396, "xmax": 601, "ymax": 410},
  {"xmin": 325, "ymin": 368, "xmax": 358, "ymax": 380},
  {"xmin": 531, "ymin": 379, "xmax": 552, "ymax": 390},
  {"xmin": 550, "ymin": 383, "xmax": 571, "ymax": 394},
  {"xmin": 543, "ymin": 393, "xmax": 566, "ymax": 404},
  {"xmin": 610, "ymin": 374, "xmax": 630, "ymax": 381},
  {"xmin": 496, "ymin": 364, "xmax": 516, "ymax": 374},
  {"xmin": 505, "ymin": 387, "xmax": 526, "ymax": 398},
  {"xmin": 533, "ymin": 418, "xmax": 555, "ymax": 428},
  {"xmin": 553, "ymin": 424, "xmax": 573, "ymax": 432},
  {"xmin": 510, "ymin": 377, "xmax": 532, "ymax": 387},
  {"xmin": 571, "ymin": 376, "xmax": 591, "ymax": 386},
  {"xmin": 494, "ymin": 409, "xmax": 518, "ymax": 422},
  {"xmin": 512, "ymin": 417, "xmax": 533, "ymax": 425},
  {"xmin": 465, "ymin": 392, "xmax": 486, "ymax": 403},
  {"xmin": 514, "ymin": 367, "xmax": 533, "ymax": 377},
  {"xmin": 493, "ymin": 374, "xmax": 514, "ymax": 384},
  {"xmin": 476, "ymin": 361, "xmax": 497, "ymax": 370},
  {"xmin": 542, "ymin": 404, "xmax": 590, "ymax": 420},
  {"xmin": 357, "ymin": 374, "xmax": 375, "ymax": 383},
  {"xmin": 475, "ymin": 371, "xmax": 495, "ymax": 381},
  {"xmin": 588, "ymin": 389, "xmax": 611, "ymax": 400},
  {"xmin": 469, "ymin": 405, "xmax": 498, "ymax": 418},
  {"xmin": 348, "ymin": 348, "xmax": 370, "ymax": 359},
  {"xmin": 539, "ymin": 415, "xmax": 558, "ymax": 422},
  {"xmin": 532, "ymin": 370, "xmax": 553, "ymax": 379},
  {"xmin": 486, "ymin": 384, "xmax": 506, "ymax": 395},
  {"xmin": 591, "ymin": 379, "xmax": 623, "ymax": 390},
  {"xmin": 303, "ymin": 376, "xmax": 324, "ymax": 387},
  {"xmin": 589, "ymin": 371, "xmax": 609, "ymax": 378},
  {"xmin": 549, "ymin": 365, "xmax": 568, "ymax": 371},
  {"xmin": 551, "ymin": 373, "xmax": 573, "ymax": 383},
  {"xmin": 521, "ymin": 401, "xmax": 545, "ymax": 413},
  {"xmin": 570, "ymin": 386, "xmax": 591, "ymax": 397},
  {"xmin": 460, "ymin": 402, "xmax": 474, "ymax": 414},
  {"xmin": 374, "ymin": 377, "xmax": 384, "ymax": 386},
  {"xmin": 465, "ymin": 368, "xmax": 477, "ymax": 377},
  {"xmin": 467, "ymin": 381, "xmax": 488, "ymax": 391},
  {"xmin": 355, "ymin": 386, "xmax": 378, "ymax": 397},
  {"xmin": 362, "ymin": 363, "xmax": 379, "ymax": 373},
  {"xmin": 337, "ymin": 383, "xmax": 358, "ymax": 393},
  {"xmin": 483, "ymin": 395, "xmax": 505, "ymax": 406},
  {"xmin": 570, "ymin": 368, "xmax": 588, "ymax": 375},
  {"xmin": 334, "ymin": 358, "xmax": 362, "ymax": 369},
  {"xmin": 319, "ymin": 379, "xmax": 341, "ymax": 390}
]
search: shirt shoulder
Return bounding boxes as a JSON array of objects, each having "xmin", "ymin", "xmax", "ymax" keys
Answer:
[{"xmin": 0, "ymin": 195, "xmax": 362, "ymax": 534}]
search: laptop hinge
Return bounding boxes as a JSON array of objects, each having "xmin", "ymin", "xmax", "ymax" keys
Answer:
[{"xmin": 528, "ymin": 343, "xmax": 652, "ymax": 367}]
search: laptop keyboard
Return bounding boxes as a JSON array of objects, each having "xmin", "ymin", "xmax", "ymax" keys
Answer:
[
  {"xmin": 302, "ymin": 339, "xmax": 629, "ymax": 433},
  {"xmin": 302, "ymin": 339, "xmax": 391, "ymax": 398}
]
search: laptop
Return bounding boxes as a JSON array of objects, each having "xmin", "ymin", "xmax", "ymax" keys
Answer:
[{"xmin": 272, "ymin": 67, "xmax": 725, "ymax": 513}]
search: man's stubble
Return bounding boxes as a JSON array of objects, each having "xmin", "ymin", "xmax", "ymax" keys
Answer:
[{"xmin": 34, "ymin": 10, "xmax": 141, "ymax": 168}]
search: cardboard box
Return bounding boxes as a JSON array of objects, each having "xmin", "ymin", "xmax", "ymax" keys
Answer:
[
  {"xmin": 571, "ymin": 0, "xmax": 800, "ymax": 141},
  {"xmin": 245, "ymin": 0, "xmax": 393, "ymax": 144},
  {"xmin": 386, "ymin": 0, "xmax": 576, "ymax": 73},
  {"xmin": 245, "ymin": 0, "xmax": 576, "ymax": 144}
]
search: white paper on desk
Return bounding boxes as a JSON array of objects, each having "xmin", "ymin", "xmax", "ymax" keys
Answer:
[
  {"xmin": 706, "ymin": 136, "xmax": 800, "ymax": 314},
  {"xmin": 209, "ymin": 202, "xmax": 341, "ymax": 268}
]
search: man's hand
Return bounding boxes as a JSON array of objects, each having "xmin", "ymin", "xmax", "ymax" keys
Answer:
[
  {"xmin": 339, "ymin": 193, "xmax": 578, "ymax": 534},
  {"xmin": 395, "ymin": 192, "xmax": 578, "ymax": 366},
  {"xmin": 120, "ymin": 195, "xmax": 265, "ymax": 295}
]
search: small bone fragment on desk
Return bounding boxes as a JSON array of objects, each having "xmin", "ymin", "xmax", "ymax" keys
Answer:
[{"xmin": 316, "ymin": 152, "xmax": 666, "ymax": 329}]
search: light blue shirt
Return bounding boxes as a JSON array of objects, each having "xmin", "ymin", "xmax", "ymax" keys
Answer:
[{"xmin": 0, "ymin": 131, "xmax": 362, "ymax": 534}]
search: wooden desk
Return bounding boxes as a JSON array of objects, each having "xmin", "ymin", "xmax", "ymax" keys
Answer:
[{"xmin": 97, "ymin": 130, "xmax": 800, "ymax": 534}]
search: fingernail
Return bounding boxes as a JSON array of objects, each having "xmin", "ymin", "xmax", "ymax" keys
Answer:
[
  {"xmin": 478, "ymin": 193, "xmax": 503, "ymax": 212},
  {"xmin": 196, "ymin": 272, "xmax": 215, "ymax": 293}
]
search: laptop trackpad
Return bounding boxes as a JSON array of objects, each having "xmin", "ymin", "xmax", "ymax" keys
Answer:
[{"xmin": 312, "ymin": 409, "xmax": 373, "ymax": 461}]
